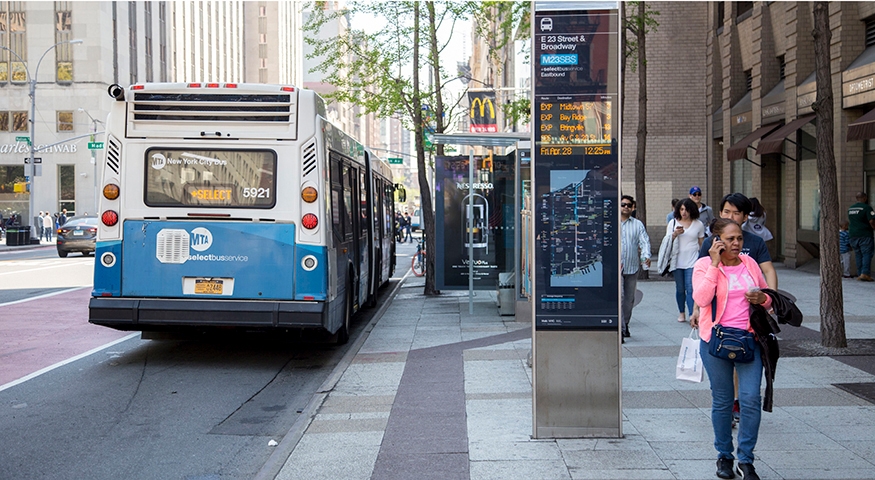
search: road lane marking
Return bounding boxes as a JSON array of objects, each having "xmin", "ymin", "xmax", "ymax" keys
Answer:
[
  {"xmin": 0, "ymin": 333, "xmax": 139, "ymax": 393},
  {"xmin": 0, "ymin": 287, "xmax": 89, "ymax": 307},
  {"xmin": 0, "ymin": 259, "xmax": 93, "ymax": 276}
]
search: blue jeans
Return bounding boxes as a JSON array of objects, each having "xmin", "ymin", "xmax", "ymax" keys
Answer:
[
  {"xmin": 673, "ymin": 267, "xmax": 694, "ymax": 315},
  {"xmin": 849, "ymin": 236, "xmax": 874, "ymax": 276},
  {"xmin": 700, "ymin": 338, "xmax": 763, "ymax": 464}
]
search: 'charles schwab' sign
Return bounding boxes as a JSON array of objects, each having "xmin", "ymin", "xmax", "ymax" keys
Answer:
[{"xmin": 0, "ymin": 143, "xmax": 78, "ymax": 155}]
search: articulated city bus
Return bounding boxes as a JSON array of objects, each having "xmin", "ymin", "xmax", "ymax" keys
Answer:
[{"xmin": 89, "ymin": 82, "xmax": 395, "ymax": 343}]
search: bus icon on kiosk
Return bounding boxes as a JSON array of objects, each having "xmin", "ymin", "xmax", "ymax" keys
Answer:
[{"xmin": 540, "ymin": 18, "xmax": 553, "ymax": 32}]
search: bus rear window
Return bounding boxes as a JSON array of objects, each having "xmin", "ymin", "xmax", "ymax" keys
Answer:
[{"xmin": 144, "ymin": 148, "xmax": 276, "ymax": 208}]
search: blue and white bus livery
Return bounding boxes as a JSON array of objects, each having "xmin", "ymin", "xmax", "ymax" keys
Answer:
[{"xmin": 89, "ymin": 83, "xmax": 396, "ymax": 344}]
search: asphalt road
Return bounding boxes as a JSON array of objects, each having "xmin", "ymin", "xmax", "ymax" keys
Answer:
[{"xmin": 0, "ymin": 246, "xmax": 404, "ymax": 480}]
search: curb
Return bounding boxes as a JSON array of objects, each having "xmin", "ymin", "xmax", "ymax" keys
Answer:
[{"xmin": 253, "ymin": 269, "xmax": 412, "ymax": 480}]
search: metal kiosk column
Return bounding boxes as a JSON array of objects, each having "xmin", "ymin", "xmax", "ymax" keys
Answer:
[{"xmin": 531, "ymin": 2, "xmax": 621, "ymax": 438}]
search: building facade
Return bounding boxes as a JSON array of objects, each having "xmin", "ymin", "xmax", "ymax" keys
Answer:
[
  {"xmin": 622, "ymin": 2, "xmax": 875, "ymax": 269},
  {"xmin": 0, "ymin": 1, "xmax": 303, "ymax": 230},
  {"xmin": 706, "ymin": 1, "xmax": 875, "ymax": 267}
]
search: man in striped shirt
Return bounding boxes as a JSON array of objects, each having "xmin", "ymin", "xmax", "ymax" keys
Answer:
[{"xmin": 621, "ymin": 195, "xmax": 651, "ymax": 340}]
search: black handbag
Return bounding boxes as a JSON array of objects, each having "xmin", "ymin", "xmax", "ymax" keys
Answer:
[{"xmin": 709, "ymin": 324, "xmax": 756, "ymax": 363}]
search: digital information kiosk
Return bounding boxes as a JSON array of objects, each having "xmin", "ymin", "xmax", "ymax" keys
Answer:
[{"xmin": 531, "ymin": 1, "xmax": 621, "ymax": 438}]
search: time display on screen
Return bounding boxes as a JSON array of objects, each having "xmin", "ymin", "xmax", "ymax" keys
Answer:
[{"xmin": 537, "ymin": 99, "xmax": 611, "ymax": 147}]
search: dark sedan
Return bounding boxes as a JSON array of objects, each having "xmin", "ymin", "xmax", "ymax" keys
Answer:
[{"xmin": 57, "ymin": 216, "xmax": 98, "ymax": 257}]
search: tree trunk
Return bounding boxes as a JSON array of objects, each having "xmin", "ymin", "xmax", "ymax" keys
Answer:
[
  {"xmin": 620, "ymin": 2, "xmax": 626, "ymax": 134},
  {"xmin": 634, "ymin": 1, "xmax": 648, "ymax": 225},
  {"xmin": 422, "ymin": 1, "xmax": 440, "ymax": 294},
  {"xmin": 412, "ymin": 4, "xmax": 437, "ymax": 295},
  {"xmin": 812, "ymin": 1, "xmax": 846, "ymax": 348}
]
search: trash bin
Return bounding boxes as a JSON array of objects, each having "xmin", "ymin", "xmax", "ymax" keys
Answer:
[
  {"xmin": 5, "ymin": 227, "xmax": 18, "ymax": 246},
  {"xmin": 20, "ymin": 226, "xmax": 32, "ymax": 245},
  {"xmin": 498, "ymin": 272, "xmax": 515, "ymax": 316}
]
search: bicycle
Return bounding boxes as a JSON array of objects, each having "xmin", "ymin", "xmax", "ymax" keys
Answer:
[{"xmin": 411, "ymin": 235, "xmax": 426, "ymax": 277}]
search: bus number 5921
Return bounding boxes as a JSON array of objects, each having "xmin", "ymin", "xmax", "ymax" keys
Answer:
[{"xmin": 242, "ymin": 187, "xmax": 271, "ymax": 198}]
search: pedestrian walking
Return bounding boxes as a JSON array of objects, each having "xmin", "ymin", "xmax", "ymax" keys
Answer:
[
  {"xmin": 666, "ymin": 198, "xmax": 704, "ymax": 323},
  {"xmin": 404, "ymin": 212, "xmax": 413, "ymax": 242},
  {"xmin": 840, "ymin": 220, "xmax": 852, "ymax": 278},
  {"xmin": 666, "ymin": 198, "xmax": 678, "ymax": 224},
  {"xmin": 59, "ymin": 208, "xmax": 68, "ymax": 226},
  {"xmin": 742, "ymin": 197, "xmax": 773, "ymax": 241},
  {"xmin": 692, "ymin": 218, "xmax": 772, "ymax": 480},
  {"xmin": 847, "ymin": 191, "xmax": 875, "ymax": 281},
  {"xmin": 42, "ymin": 211, "xmax": 54, "ymax": 242},
  {"xmin": 620, "ymin": 195, "xmax": 650, "ymax": 340},
  {"xmin": 690, "ymin": 186, "xmax": 716, "ymax": 236},
  {"xmin": 37, "ymin": 212, "xmax": 46, "ymax": 241}
]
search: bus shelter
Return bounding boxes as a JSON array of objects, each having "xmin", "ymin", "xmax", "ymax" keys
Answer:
[{"xmin": 430, "ymin": 132, "xmax": 530, "ymax": 317}]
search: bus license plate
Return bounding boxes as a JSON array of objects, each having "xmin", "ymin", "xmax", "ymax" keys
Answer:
[{"xmin": 194, "ymin": 279, "xmax": 224, "ymax": 295}]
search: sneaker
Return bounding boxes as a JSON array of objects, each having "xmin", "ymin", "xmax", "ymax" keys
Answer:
[
  {"xmin": 735, "ymin": 463, "xmax": 760, "ymax": 480},
  {"xmin": 716, "ymin": 458, "xmax": 735, "ymax": 479}
]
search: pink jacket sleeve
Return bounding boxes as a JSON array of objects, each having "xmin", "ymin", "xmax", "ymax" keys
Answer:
[{"xmin": 692, "ymin": 257, "xmax": 718, "ymax": 307}]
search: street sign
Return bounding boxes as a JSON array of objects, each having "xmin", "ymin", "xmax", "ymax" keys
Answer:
[
  {"xmin": 388, "ymin": 157, "xmax": 403, "ymax": 164},
  {"xmin": 15, "ymin": 136, "xmax": 30, "ymax": 144},
  {"xmin": 88, "ymin": 142, "xmax": 104, "ymax": 150},
  {"xmin": 23, "ymin": 157, "xmax": 42, "ymax": 164}
]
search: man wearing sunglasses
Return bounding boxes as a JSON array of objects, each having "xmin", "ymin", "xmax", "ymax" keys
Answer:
[
  {"xmin": 621, "ymin": 195, "xmax": 651, "ymax": 341},
  {"xmin": 690, "ymin": 186, "xmax": 716, "ymax": 236}
]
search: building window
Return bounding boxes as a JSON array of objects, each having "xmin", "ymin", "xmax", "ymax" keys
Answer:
[
  {"xmin": 57, "ymin": 111, "xmax": 73, "ymax": 131},
  {"xmin": 797, "ymin": 124, "xmax": 819, "ymax": 231},
  {"xmin": 12, "ymin": 111, "xmax": 27, "ymax": 131},
  {"xmin": 58, "ymin": 165, "xmax": 75, "ymax": 214},
  {"xmin": 716, "ymin": 2, "xmax": 725, "ymax": 34},
  {"xmin": 129, "ymin": 2, "xmax": 138, "ymax": 85},
  {"xmin": 866, "ymin": 17, "xmax": 875, "ymax": 48},
  {"xmin": 736, "ymin": 2, "xmax": 753, "ymax": 22},
  {"xmin": 731, "ymin": 154, "xmax": 752, "ymax": 197},
  {"xmin": 55, "ymin": 2, "xmax": 73, "ymax": 82},
  {"xmin": 0, "ymin": 111, "xmax": 8, "ymax": 131},
  {"xmin": 159, "ymin": 1, "xmax": 167, "ymax": 82},
  {"xmin": 144, "ymin": 2, "xmax": 153, "ymax": 82},
  {"xmin": 0, "ymin": 2, "xmax": 28, "ymax": 84},
  {"xmin": 778, "ymin": 55, "xmax": 785, "ymax": 80},
  {"xmin": 744, "ymin": 70, "xmax": 752, "ymax": 92}
]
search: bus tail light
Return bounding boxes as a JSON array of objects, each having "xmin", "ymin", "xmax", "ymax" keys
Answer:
[
  {"xmin": 301, "ymin": 186, "xmax": 317, "ymax": 203},
  {"xmin": 302, "ymin": 213, "xmax": 318, "ymax": 230},
  {"xmin": 103, "ymin": 183, "xmax": 120, "ymax": 200},
  {"xmin": 101, "ymin": 210, "xmax": 119, "ymax": 227}
]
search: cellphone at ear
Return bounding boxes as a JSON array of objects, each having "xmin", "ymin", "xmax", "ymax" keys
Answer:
[{"xmin": 714, "ymin": 235, "xmax": 724, "ymax": 254}]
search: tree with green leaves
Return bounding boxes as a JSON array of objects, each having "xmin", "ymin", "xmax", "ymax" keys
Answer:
[
  {"xmin": 304, "ymin": 1, "xmax": 521, "ymax": 294},
  {"xmin": 622, "ymin": 1, "xmax": 659, "ymax": 226},
  {"xmin": 812, "ymin": 1, "xmax": 846, "ymax": 348}
]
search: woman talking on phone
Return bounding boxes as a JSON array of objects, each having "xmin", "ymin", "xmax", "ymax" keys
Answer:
[
  {"xmin": 667, "ymin": 198, "xmax": 705, "ymax": 323},
  {"xmin": 692, "ymin": 218, "xmax": 772, "ymax": 480}
]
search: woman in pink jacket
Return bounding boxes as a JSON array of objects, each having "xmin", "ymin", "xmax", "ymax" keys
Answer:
[{"xmin": 691, "ymin": 218, "xmax": 772, "ymax": 480}]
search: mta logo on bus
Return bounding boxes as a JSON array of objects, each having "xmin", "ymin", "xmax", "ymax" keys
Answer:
[{"xmin": 190, "ymin": 227, "xmax": 213, "ymax": 252}]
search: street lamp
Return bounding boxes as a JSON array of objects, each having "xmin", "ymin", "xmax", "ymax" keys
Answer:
[
  {"xmin": 78, "ymin": 108, "xmax": 105, "ymax": 212},
  {"xmin": 0, "ymin": 38, "xmax": 83, "ymax": 239}
]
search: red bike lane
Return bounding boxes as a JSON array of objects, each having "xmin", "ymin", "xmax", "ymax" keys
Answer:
[{"xmin": 0, "ymin": 287, "xmax": 134, "ymax": 388}]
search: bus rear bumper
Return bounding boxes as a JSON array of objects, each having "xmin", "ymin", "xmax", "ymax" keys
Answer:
[{"xmin": 89, "ymin": 297, "xmax": 326, "ymax": 331}]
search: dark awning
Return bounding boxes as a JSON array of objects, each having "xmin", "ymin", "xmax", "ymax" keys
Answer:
[
  {"xmin": 756, "ymin": 114, "xmax": 816, "ymax": 155},
  {"xmin": 847, "ymin": 108, "xmax": 875, "ymax": 142},
  {"xmin": 726, "ymin": 122, "xmax": 782, "ymax": 161}
]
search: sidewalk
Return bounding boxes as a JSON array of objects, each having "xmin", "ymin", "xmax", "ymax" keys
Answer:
[{"xmin": 267, "ymin": 265, "xmax": 875, "ymax": 480}]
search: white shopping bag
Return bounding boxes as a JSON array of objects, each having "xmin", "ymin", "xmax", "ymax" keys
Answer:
[{"xmin": 676, "ymin": 328, "xmax": 704, "ymax": 383}]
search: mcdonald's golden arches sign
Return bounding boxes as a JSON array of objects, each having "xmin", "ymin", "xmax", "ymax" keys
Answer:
[{"xmin": 468, "ymin": 92, "xmax": 498, "ymax": 133}]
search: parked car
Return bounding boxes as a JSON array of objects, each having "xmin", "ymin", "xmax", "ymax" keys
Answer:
[
  {"xmin": 411, "ymin": 208, "xmax": 421, "ymax": 231},
  {"xmin": 56, "ymin": 216, "xmax": 98, "ymax": 257}
]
